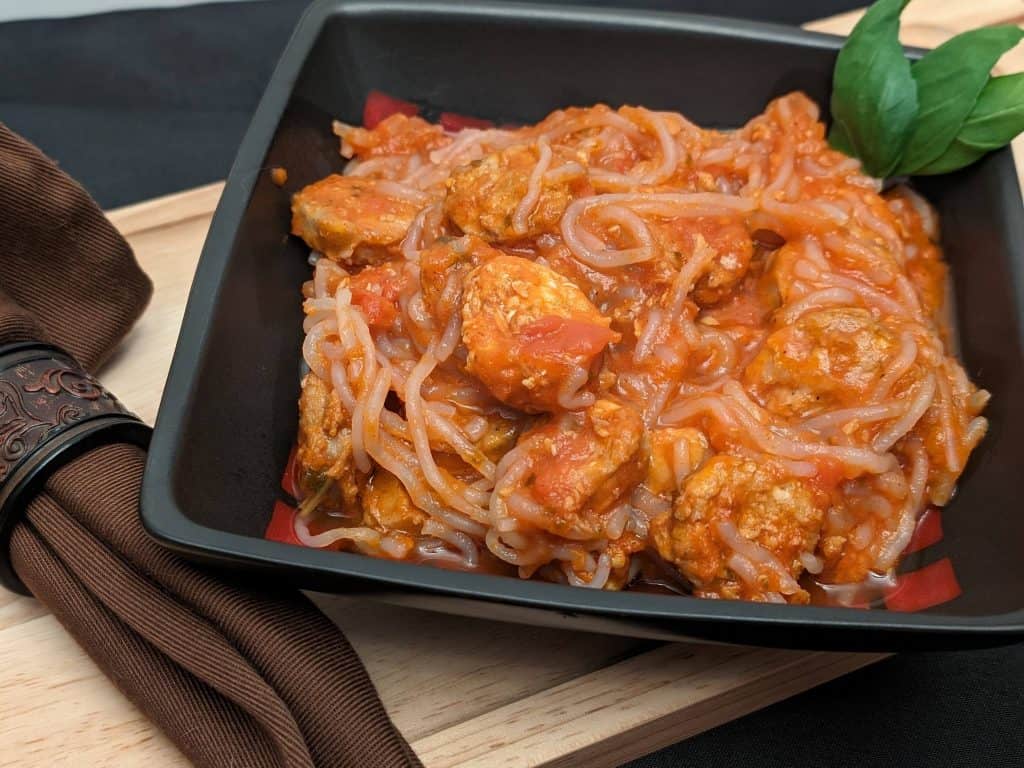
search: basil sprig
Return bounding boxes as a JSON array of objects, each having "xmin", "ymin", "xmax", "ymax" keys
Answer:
[
  {"xmin": 829, "ymin": 0, "xmax": 917, "ymax": 178},
  {"xmin": 828, "ymin": 0, "xmax": 1024, "ymax": 177}
]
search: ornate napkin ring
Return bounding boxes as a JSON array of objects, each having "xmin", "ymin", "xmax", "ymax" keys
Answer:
[{"xmin": 0, "ymin": 342, "xmax": 151, "ymax": 595}]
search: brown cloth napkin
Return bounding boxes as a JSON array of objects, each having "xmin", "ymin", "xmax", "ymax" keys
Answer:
[{"xmin": 0, "ymin": 124, "xmax": 422, "ymax": 768}]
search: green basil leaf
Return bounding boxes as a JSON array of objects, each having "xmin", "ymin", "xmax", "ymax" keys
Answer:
[
  {"xmin": 956, "ymin": 73, "xmax": 1024, "ymax": 150},
  {"xmin": 916, "ymin": 73, "xmax": 1024, "ymax": 174},
  {"xmin": 914, "ymin": 139, "xmax": 987, "ymax": 175},
  {"xmin": 827, "ymin": 121, "xmax": 855, "ymax": 156},
  {"xmin": 830, "ymin": 0, "xmax": 917, "ymax": 178},
  {"xmin": 896, "ymin": 25, "xmax": 1024, "ymax": 173}
]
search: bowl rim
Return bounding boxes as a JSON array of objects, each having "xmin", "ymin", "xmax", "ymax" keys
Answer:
[{"xmin": 141, "ymin": 0, "xmax": 1024, "ymax": 640}]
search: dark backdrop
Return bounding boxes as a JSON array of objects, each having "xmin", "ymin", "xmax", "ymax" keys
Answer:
[
  {"xmin": 1, "ymin": 2, "xmax": 1021, "ymax": 766},
  {"xmin": 1, "ymin": 0, "xmax": 868, "ymax": 208}
]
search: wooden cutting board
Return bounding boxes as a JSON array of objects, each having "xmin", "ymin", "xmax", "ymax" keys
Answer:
[{"xmin": 2, "ymin": 4, "xmax": 1022, "ymax": 766}]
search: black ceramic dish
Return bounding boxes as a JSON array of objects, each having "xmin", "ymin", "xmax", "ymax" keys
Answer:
[{"xmin": 141, "ymin": 0, "xmax": 1024, "ymax": 651}]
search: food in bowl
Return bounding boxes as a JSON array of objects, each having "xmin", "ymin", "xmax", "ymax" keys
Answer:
[{"xmin": 283, "ymin": 91, "xmax": 988, "ymax": 605}]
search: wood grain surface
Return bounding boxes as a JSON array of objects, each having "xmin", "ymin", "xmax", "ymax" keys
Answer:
[{"xmin": 2, "ymin": 3, "xmax": 1021, "ymax": 766}]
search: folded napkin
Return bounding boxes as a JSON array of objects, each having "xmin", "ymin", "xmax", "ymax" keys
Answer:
[{"xmin": 0, "ymin": 124, "xmax": 422, "ymax": 768}]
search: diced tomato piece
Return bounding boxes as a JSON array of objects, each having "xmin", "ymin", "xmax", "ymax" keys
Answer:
[
  {"xmin": 351, "ymin": 287, "xmax": 399, "ymax": 328},
  {"xmin": 903, "ymin": 507, "xmax": 943, "ymax": 555},
  {"xmin": 884, "ymin": 558, "xmax": 962, "ymax": 612},
  {"xmin": 265, "ymin": 500, "xmax": 301, "ymax": 546},
  {"xmin": 809, "ymin": 456, "xmax": 845, "ymax": 493},
  {"xmin": 704, "ymin": 292, "xmax": 771, "ymax": 327},
  {"xmin": 349, "ymin": 264, "xmax": 403, "ymax": 329},
  {"xmin": 440, "ymin": 111, "xmax": 495, "ymax": 131},
  {"xmin": 531, "ymin": 432, "xmax": 594, "ymax": 507},
  {"xmin": 363, "ymin": 90, "xmax": 419, "ymax": 129},
  {"xmin": 281, "ymin": 444, "xmax": 302, "ymax": 499},
  {"xmin": 519, "ymin": 315, "xmax": 616, "ymax": 358}
]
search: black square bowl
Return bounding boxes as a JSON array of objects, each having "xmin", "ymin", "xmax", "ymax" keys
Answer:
[{"xmin": 142, "ymin": 0, "xmax": 1024, "ymax": 650}]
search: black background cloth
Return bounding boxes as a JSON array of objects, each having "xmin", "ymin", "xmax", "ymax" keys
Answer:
[{"xmin": 1, "ymin": 1, "xmax": 1021, "ymax": 766}]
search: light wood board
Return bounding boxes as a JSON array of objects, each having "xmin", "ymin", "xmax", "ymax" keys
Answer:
[{"xmin": 2, "ymin": 3, "xmax": 1021, "ymax": 766}]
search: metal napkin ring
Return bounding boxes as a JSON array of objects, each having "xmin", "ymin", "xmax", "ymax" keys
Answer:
[{"xmin": 0, "ymin": 342, "xmax": 151, "ymax": 595}]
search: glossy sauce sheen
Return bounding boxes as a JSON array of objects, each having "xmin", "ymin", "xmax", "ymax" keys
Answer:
[{"xmin": 282, "ymin": 93, "xmax": 988, "ymax": 607}]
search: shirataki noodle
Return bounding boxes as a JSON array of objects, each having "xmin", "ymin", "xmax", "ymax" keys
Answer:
[{"xmin": 286, "ymin": 92, "xmax": 988, "ymax": 605}]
